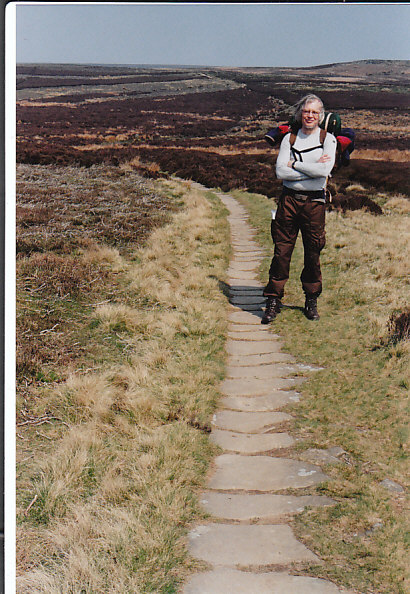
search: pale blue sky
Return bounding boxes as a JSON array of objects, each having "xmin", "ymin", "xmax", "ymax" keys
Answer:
[{"xmin": 13, "ymin": 3, "xmax": 410, "ymax": 67}]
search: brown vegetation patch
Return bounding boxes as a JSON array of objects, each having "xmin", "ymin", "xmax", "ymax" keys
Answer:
[
  {"xmin": 16, "ymin": 164, "xmax": 179, "ymax": 387},
  {"xmin": 16, "ymin": 253, "xmax": 110, "ymax": 381},
  {"xmin": 16, "ymin": 163, "xmax": 175, "ymax": 256},
  {"xmin": 17, "ymin": 73, "xmax": 200, "ymax": 90},
  {"xmin": 336, "ymin": 159, "xmax": 410, "ymax": 196},
  {"xmin": 388, "ymin": 309, "xmax": 410, "ymax": 344},
  {"xmin": 19, "ymin": 252, "xmax": 106, "ymax": 299},
  {"xmin": 242, "ymin": 85, "xmax": 410, "ymax": 111},
  {"xmin": 330, "ymin": 193, "xmax": 384, "ymax": 215}
]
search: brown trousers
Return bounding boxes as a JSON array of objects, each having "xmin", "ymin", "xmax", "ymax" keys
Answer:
[{"xmin": 264, "ymin": 194, "xmax": 326, "ymax": 299}]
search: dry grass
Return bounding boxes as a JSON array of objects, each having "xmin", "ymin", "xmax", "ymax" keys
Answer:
[
  {"xmin": 120, "ymin": 155, "xmax": 161, "ymax": 176},
  {"xmin": 354, "ymin": 149, "xmax": 410, "ymax": 162},
  {"xmin": 16, "ymin": 178, "xmax": 230, "ymax": 592},
  {"xmin": 384, "ymin": 196, "xmax": 410, "ymax": 214},
  {"xmin": 337, "ymin": 109, "xmax": 410, "ymax": 134}
]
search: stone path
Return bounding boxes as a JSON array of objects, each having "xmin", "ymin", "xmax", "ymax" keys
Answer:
[{"xmin": 183, "ymin": 186, "xmax": 353, "ymax": 593}]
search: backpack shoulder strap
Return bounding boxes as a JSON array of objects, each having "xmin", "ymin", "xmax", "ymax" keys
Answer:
[{"xmin": 291, "ymin": 130, "xmax": 326, "ymax": 146}]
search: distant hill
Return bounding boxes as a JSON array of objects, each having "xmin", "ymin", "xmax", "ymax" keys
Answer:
[
  {"xmin": 17, "ymin": 60, "xmax": 410, "ymax": 87},
  {"xmin": 222, "ymin": 60, "xmax": 410, "ymax": 84}
]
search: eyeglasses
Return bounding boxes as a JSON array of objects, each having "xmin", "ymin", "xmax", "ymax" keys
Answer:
[{"xmin": 302, "ymin": 110, "xmax": 320, "ymax": 117}]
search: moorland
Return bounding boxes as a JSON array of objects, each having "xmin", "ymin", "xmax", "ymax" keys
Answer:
[{"xmin": 15, "ymin": 61, "xmax": 409, "ymax": 593}]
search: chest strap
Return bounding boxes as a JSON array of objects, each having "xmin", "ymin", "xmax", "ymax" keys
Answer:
[{"xmin": 290, "ymin": 128, "xmax": 327, "ymax": 162}]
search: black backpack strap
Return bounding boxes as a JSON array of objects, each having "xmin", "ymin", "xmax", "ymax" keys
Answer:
[{"xmin": 290, "ymin": 130, "xmax": 327, "ymax": 162}]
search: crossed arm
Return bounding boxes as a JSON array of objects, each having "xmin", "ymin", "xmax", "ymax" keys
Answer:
[{"xmin": 276, "ymin": 134, "xmax": 337, "ymax": 181}]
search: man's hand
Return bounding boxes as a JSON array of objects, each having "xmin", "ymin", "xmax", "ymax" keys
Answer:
[
  {"xmin": 287, "ymin": 160, "xmax": 294, "ymax": 168},
  {"xmin": 317, "ymin": 154, "xmax": 331, "ymax": 163}
]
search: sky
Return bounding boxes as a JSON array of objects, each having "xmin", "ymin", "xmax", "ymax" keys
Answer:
[{"xmin": 12, "ymin": 2, "xmax": 410, "ymax": 68}]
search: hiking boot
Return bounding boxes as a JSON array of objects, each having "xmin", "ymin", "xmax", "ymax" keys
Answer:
[
  {"xmin": 261, "ymin": 297, "xmax": 281, "ymax": 324},
  {"xmin": 304, "ymin": 295, "xmax": 320, "ymax": 321}
]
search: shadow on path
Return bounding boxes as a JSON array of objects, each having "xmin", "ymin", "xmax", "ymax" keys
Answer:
[{"xmin": 219, "ymin": 280, "xmax": 305, "ymax": 319}]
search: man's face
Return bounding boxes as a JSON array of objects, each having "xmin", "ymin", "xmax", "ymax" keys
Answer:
[{"xmin": 301, "ymin": 100, "xmax": 322, "ymax": 131}]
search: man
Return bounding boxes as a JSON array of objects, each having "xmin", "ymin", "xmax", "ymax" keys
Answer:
[{"xmin": 262, "ymin": 94, "xmax": 336, "ymax": 324}]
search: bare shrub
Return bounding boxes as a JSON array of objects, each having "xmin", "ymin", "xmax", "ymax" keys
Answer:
[{"xmin": 388, "ymin": 309, "xmax": 410, "ymax": 344}]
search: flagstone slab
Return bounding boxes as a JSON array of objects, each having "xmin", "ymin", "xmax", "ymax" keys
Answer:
[
  {"xmin": 228, "ymin": 271, "xmax": 260, "ymax": 281},
  {"xmin": 200, "ymin": 492, "xmax": 335, "ymax": 521},
  {"xmin": 183, "ymin": 568, "xmax": 350, "ymax": 594},
  {"xmin": 212, "ymin": 410, "xmax": 292, "ymax": 433},
  {"xmin": 229, "ymin": 279, "xmax": 263, "ymax": 291},
  {"xmin": 231, "ymin": 245, "xmax": 260, "ymax": 252},
  {"xmin": 220, "ymin": 377, "xmax": 302, "ymax": 396},
  {"xmin": 228, "ymin": 260, "xmax": 258, "ymax": 266},
  {"xmin": 231, "ymin": 256, "xmax": 264, "ymax": 263},
  {"xmin": 229, "ymin": 281, "xmax": 263, "ymax": 295},
  {"xmin": 229, "ymin": 285, "xmax": 263, "ymax": 292},
  {"xmin": 228, "ymin": 352, "xmax": 296, "ymax": 366},
  {"xmin": 228, "ymin": 323, "xmax": 271, "ymax": 333},
  {"xmin": 226, "ymin": 364, "xmax": 299, "ymax": 379},
  {"xmin": 228, "ymin": 262, "xmax": 260, "ymax": 272},
  {"xmin": 228, "ymin": 259, "xmax": 259, "ymax": 271},
  {"xmin": 231, "ymin": 245, "xmax": 258, "ymax": 250},
  {"xmin": 221, "ymin": 392, "xmax": 301, "ymax": 412},
  {"xmin": 231, "ymin": 303, "xmax": 263, "ymax": 312},
  {"xmin": 230, "ymin": 249, "xmax": 265, "ymax": 256},
  {"xmin": 231, "ymin": 249, "xmax": 264, "ymax": 256},
  {"xmin": 229, "ymin": 296, "xmax": 264, "ymax": 305},
  {"xmin": 226, "ymin": 340, "xmax": 283, "ymax": 356},
  {"xmin": 208, "ymin": 454, "xmax": 329, "ymax": 491},
  {"xmin": 230, "ymin": 296, "xmax": 265, "ymax": 306},
  {"xmin": 228, "ymin": 310, "xmax": 264, "ymax": 324},
  {"xmin": 228, "ymin": 272, "xmax": 259, "ymax": 280},
  {"xmin": 230, "ymin": 256, "xmax": 261, "ymax": 263},
  {"xmin": 227, "ymin": 330, "xmax": 280, "ymax": 341},
  {"xmin": 210, "ymin": 429, "xmax": 294, "ymax": 453},
  {"xmin": 230, "ymin": 304, "xmax": 263, "ymax": 312},
  {"xmin": 231, "ymin": 237, "xmax": 258, "ymax": 243},
  {"xmin": 229, "ymin": 279, "xmax": 264, "ymax": 290},
  {"xmin": 187, "ymin": 524, "xmax": 319, "ymax": 566}
]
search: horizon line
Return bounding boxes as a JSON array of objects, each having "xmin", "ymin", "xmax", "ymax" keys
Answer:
[{"xmin": 16, "ymin": 58, "xmax": 409, "ymax": 69}]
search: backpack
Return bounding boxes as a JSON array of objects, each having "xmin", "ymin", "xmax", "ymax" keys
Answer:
[{"xmin": 264, "ymin": 111, "xmax": 355, "ymax": 170}]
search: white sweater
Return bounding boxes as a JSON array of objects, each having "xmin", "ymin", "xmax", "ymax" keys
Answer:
[{"xmin": 276, "ymin": 128, "xmax": 337, "ymax": 192}]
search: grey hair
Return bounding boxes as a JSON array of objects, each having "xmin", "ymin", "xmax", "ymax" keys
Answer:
[{"xmin": 293, "ymin": 94, "xmax": 325, "ymax": 125}]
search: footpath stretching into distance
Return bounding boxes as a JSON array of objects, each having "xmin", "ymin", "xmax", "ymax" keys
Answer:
[{"xmin": 183, "ymin": 185, "xmax": 354, "ymax": 594}]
